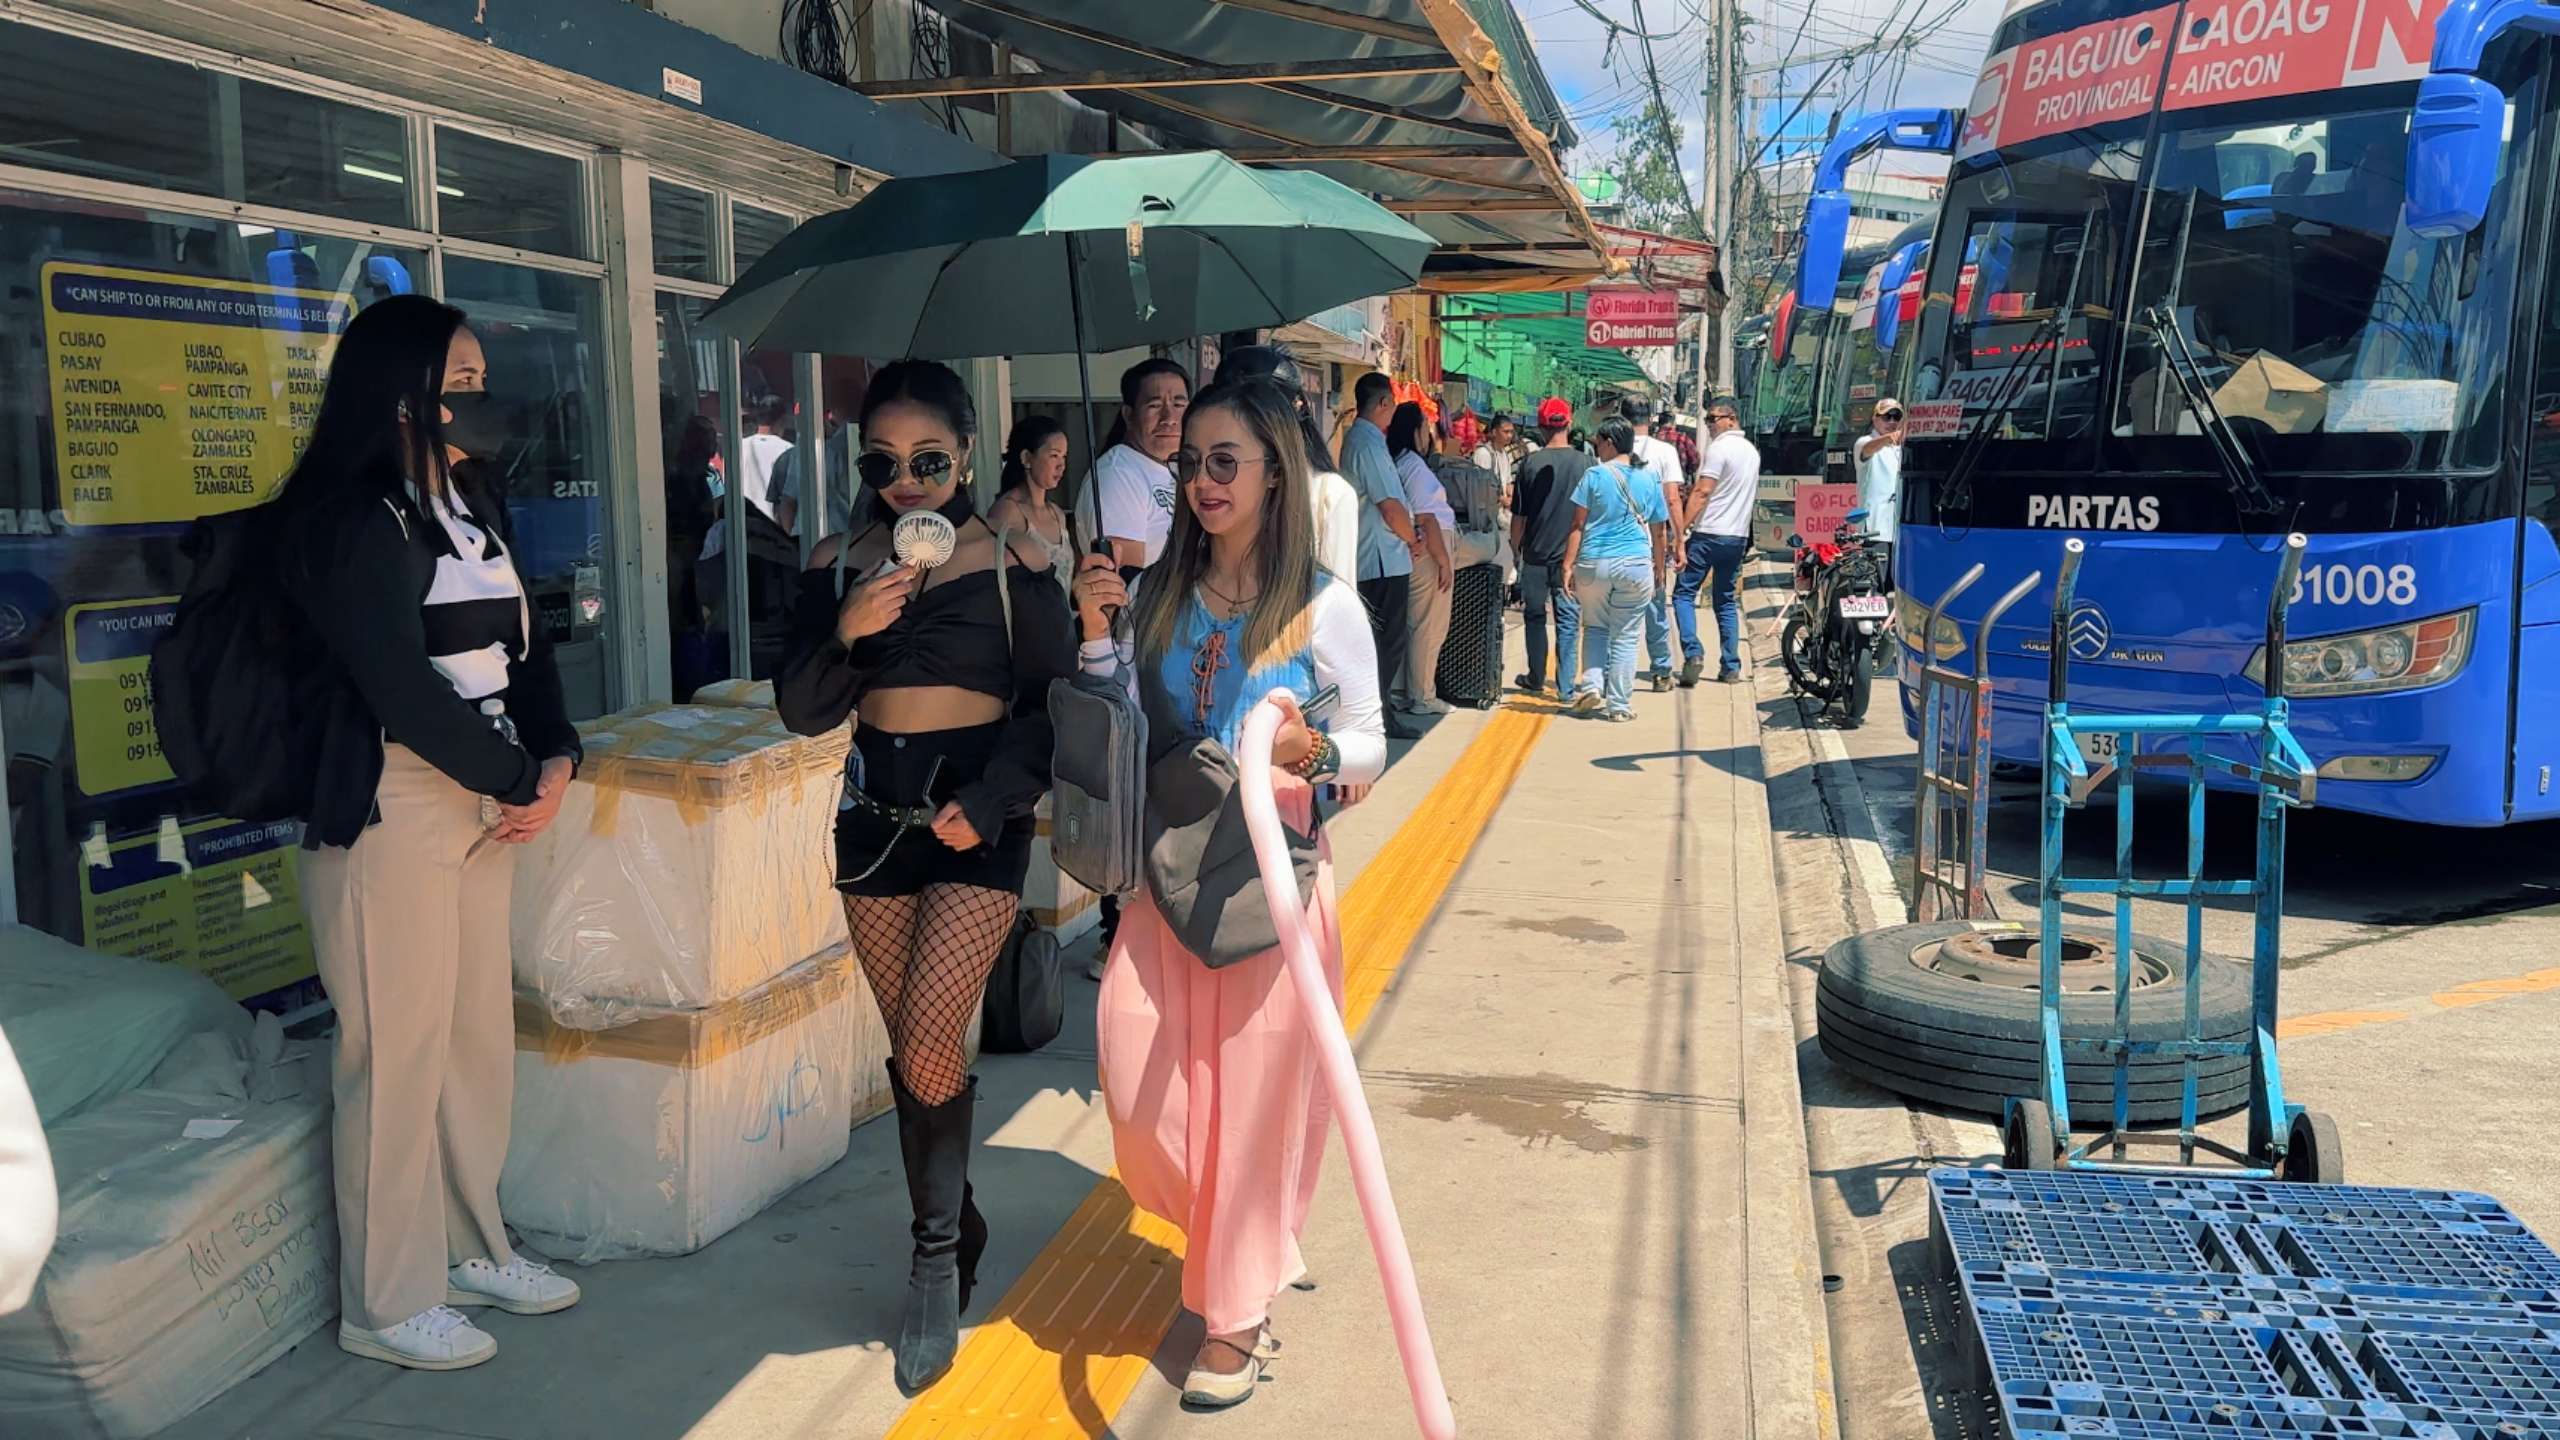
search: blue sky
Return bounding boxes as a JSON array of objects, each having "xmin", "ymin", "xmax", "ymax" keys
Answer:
[{"xmin": 1514, "ymin": 0, "xmax": 2007, "ymax": 183}]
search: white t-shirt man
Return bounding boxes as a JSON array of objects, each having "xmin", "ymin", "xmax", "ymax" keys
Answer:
[
  {"xmin": 1857, "ymin": 410, "xmax": 1905, "ymax": 545},
  {"xmin": 1632, "ymin": 432, "xmax": 1686, "ymax": 490},
  {"xmin": 1078, "ymin": 442, "xmax": 1178, "ymax": 567},
  {"xmin": 1693, "ymin": 430, "xmax": 1761, "ymax": 539},
  {"xmin": 738, "ymin": 431, "xmax": 790, "ymax": 522}
]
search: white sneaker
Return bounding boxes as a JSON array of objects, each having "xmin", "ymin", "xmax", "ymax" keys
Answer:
[
  {"xmin": 1410, "ymin": 697, "xmax": 1454, "ymax": 716},
  {"xmin": 1573, "ymin": 689, "xmax": 1604, "ymax": 714},
  {"xmin": 339, "ymin": 1305, "xmax": 496, "ymax": 1371},
  {"xmin": 447, "ymin": 1256, "xmax": 582, "ymax": 1316}
]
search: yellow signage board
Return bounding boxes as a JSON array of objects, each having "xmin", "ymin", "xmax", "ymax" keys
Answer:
[
  {"xmin": 43, "ymin": 261, "xmax": 343, "ymax": 528},
  {"xmin": 77, "ymin": 816, "xmax": 316, "ymax": 1000},
  {"xmin": 63, "ymin": 597, "xmax": 177, "ymax": 796}
]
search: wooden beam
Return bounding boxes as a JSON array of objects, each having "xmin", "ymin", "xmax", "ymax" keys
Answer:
[
  {"xmin": 1114, "ymin": 143, "xmax": 1522, "ymax": 162},
  {"xmin": 1109, "ymin": 86, "xmax": 1546, "ymax": 196},
  {"xmin": 853, "ymin": 52, "xmax": 1458, "ymax": 100},
  {"xmin": 1208, "ymin": 0, "xmax": 1444, "ymax": 48},
  {"xmin": 1387, "ymin": 196, "xmax": 1563, "ymax": 213},
  {"xmin": 935, "ymin": 0, "xmax": 1511, "ymax": 140},
  {"xmin": 1406, "ymin": 0, "xmax": 1620, "ymax": 275},
  {"xmin": 1431, "ymin": 241, "xmax": 1591, "ymax": 253}
]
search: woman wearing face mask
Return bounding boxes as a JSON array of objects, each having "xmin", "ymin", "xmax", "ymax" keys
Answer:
[
  {"xmin": 775, "ymin": 361, "xmax": 1077, "ymax": 1393},
  {"xmin": 986, "ymin": 414, "xmax": 1071, "ymax": 588},
  {"xmin": 1070, "ymin": 379, "xmax": 1384, "ymax": 1410},
  {"xmin": 272, "ymin": 294, "xmax": 584, "ymax": 1372}
]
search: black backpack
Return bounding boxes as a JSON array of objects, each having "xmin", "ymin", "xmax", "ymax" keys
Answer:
[{"xmin": 150, "ymin": 502, "xmax": 353, "ymax": 822}]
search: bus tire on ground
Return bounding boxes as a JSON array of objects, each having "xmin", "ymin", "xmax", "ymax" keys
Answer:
[{"xmin": 1815, "ymin": 921, "xmax": 2254, "ymax": 1125}]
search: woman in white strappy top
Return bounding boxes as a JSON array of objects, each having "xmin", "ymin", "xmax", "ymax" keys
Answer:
[{"xmin": 987, "ymin": 415, "xmax": 1071, "ymax": 586}]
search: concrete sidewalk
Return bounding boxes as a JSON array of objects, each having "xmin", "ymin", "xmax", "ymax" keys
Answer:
[{"xmin": 164, "ymin": 623, "xmax": 1834, "ymax": 1440}]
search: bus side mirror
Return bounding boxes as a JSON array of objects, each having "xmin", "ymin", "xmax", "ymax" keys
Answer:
[
  {"xmin": 1796, "ymin": 193, "xmax": 1851, "ymax": 311},
  {"xmin": 2405, "ymin": 73, "xmax": 2503, "ymax": 239}
]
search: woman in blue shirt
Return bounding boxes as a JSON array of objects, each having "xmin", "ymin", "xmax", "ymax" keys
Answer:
[
  {"xmin": 1561, "ymin": 417, "xmax": 1672, "ymax": 720},
  {"xmin": 1070, "ymin": 379, "xmax": 1385, "ymax": 1410}
]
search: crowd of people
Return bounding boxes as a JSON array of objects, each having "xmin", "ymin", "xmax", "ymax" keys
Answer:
[
  {"xmin": 70, "ymin": 301, "xmax": 1770, "ymax": 1413},
  {"xmin": 1505, "ymin": 395, "xmax": 1763, "ymax": 719}
]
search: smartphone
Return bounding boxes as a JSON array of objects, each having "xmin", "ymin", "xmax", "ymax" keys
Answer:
[{"xmin": 1302, "ymin": 683, "xmax": 1342, "ymax": 726}]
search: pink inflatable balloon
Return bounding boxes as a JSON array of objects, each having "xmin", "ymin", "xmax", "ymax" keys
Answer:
[{"xmin": 1237, "ymin": 695, "xmax": 1457, "ymax": 1440}]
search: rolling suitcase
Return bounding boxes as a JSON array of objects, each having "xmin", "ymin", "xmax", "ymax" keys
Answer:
[{"xmin": 1435, "ymin": 560, "xmax": 1505, "ymax": 709}]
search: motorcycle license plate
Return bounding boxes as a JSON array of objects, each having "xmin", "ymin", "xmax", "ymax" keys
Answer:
[{"xmin": 1837, "ymin": 594, "xmax": 1890, "ymax": 620}]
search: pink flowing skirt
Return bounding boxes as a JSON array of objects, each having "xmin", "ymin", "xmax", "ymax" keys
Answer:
[{"xmin": 1096, "ymin": 776, "xmax": 1343, "ymax": 1336}]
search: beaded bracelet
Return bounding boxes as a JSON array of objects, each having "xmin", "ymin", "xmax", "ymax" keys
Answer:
[{"xmin": 1288, "ymin": 732, "xmax": 1340, "ymax": 783}]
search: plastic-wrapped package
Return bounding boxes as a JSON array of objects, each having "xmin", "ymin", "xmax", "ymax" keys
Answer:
[
  {"xmin": 510, "ymin": 706, "xmax": 853, "ymax": 1025},
  {"xmin": 0, "ymin": 1081, "xmax": 335, "ymax": 1439},
  {"xmin": 0, "ymin": 925, "xmax": 249, "ymax": 1127},
  {"xmin": 686, "ymin": 678, "xmax": 778, "ymax": 709},
  {"xmin": 501, "ymin": 946, "xmax": 866, "ymax": 1262}
]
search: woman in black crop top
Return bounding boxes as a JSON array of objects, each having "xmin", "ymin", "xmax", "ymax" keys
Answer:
[{"xmin": 775, "ymin": 360, "xmax": 1074, "ymax": 1393}]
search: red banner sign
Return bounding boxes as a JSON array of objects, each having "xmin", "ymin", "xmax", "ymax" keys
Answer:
[
  {"xmin": 1584, "ymin": 288, "xmax": 1680, "ymax": 348},
  {"xmin": 1958, "ymin": 0, "xmax": 2454, "ymax": 160}
]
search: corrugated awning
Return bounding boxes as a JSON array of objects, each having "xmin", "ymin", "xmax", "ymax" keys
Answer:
[{"xmin": 895, "ymin": 0, "xmax": 1628, "ymax": 292}]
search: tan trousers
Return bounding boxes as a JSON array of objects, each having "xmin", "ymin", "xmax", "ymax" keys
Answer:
[
  {"xmin": 304, "ymin": 745, "xmax": 518, "ymax": 1329},
  {"xmin": 1403, "ymin": 554, "xmax": 1453, "ymax": 705}
]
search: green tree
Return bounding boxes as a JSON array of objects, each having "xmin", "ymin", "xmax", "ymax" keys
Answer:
[{"xmin": 1601, "ymin": 96, "xmax": 1703, "ymax": 240}]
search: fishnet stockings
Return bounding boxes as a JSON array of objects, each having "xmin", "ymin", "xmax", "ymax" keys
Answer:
[{"xmin": 846, "ymin": 884, "xmax": 1020, "ymax": 1104}]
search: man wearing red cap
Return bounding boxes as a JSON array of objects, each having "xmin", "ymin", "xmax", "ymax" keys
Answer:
[{"xmin": 1507, "ymin": 397, "xmax": 1591, "ymax": 699}]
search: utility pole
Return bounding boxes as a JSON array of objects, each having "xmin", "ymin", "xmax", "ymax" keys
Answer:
[{"xmin": 1709, "ymin": 0, "xmax": 1738, "ymax": 394}]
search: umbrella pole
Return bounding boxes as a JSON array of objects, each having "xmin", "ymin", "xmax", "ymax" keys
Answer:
[{"xmin": 1065, "ymin": 231, "xmax": 1102, "ymax": 553}]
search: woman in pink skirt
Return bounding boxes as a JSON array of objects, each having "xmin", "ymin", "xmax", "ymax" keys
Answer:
[{"xmin": 1071, "ymin": 378, "xmax": 1385, "ymax": 1409}]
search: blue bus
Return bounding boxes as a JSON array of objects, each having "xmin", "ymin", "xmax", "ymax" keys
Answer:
[{"xmin": 1793, "ymin": 0, "xmax": 2560, "ymax": 826}]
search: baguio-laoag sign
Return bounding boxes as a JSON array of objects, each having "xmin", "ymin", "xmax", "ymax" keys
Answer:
[{"xmin": 1584, "ymin": 287, "xmax": 1679, "ymax": 348}]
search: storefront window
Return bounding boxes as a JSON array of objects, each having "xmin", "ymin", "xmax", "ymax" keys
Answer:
[
  {"xmin": 434, "ymin": 128, "xmax": 587, "ymax": 259},
  {"xmin": 730, "ymin": 349, "xmax": 802, "ymax": 678},
  {"xmin": 733, "ymin": 204, "xmax": 792, "ymax": 276},
  {"xmin": 0, "ymin": 19, "xmax": 414, "ymax": 230},
  {"xmin": 0, "ymin": 188, "xmax": 424, "ymax": 1002},
  {"xmin": 442, "ymin": 257, "xmax": 615, "ymax": 719},
  {"xmin": 656, "ymin": 292, "xmax": 730, "ymax": 701},
  {"xmin": 649, "ymin": 181, "xmax": 715, "ymax": 282}
]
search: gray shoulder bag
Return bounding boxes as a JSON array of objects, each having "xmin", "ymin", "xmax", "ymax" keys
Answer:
[{"xmin": 1136, "ymin": 654, "xmax": 1323, "ymax": 970}]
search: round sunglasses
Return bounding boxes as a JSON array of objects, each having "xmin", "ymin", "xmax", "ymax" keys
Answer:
[
  {"xmin": 1174, "ymin": 449, "xmax": 1275, "ymax": 486},
  {"xmin": 854, "ymin": 448, "xmax": 958, "ymax": 490}
]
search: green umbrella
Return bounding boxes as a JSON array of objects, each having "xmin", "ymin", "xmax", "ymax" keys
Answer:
[{"xmin": 701, "ymin": 151, "xmax": 1435, "ymax": 361}]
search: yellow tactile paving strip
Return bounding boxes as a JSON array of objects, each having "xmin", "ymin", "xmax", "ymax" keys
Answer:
[{"xmin": 885, "ymin": 707, "xmax": 1550, "ymax": 1438}]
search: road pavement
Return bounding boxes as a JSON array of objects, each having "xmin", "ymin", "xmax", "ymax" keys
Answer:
[{"xmin": 1745, "ymin": 555, "xmax": 2560, "ymax": 1440}]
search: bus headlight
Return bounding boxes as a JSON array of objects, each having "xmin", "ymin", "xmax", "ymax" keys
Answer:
[
  {"xmin": 1894, "ymin": 592, "xmax": 1966, "ymax": 659},
  {"xmin": 2243, "ymin": 609, "xmax": 2476, "ymax": 697}
]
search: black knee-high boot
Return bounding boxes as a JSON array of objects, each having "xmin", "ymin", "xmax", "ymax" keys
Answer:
[{"xmin": 888, "ymin": 1062, "xmax": 983, "ymax": 1392}]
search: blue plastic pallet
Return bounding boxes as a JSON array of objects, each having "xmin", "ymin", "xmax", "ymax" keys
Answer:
[{"xmin": 1932, "ymin": 1168, "xmax": 2560, "ymax": 1438}]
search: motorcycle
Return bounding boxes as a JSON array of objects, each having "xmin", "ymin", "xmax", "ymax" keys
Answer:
[{"xmin": 1781, "ymin": 510, "xmax": 1893, "ymax": 727}]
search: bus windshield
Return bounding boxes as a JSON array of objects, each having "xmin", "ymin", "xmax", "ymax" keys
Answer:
[{"xmin": 1909, "ymin": 82, "xmax": 2535, "ymax": 478}]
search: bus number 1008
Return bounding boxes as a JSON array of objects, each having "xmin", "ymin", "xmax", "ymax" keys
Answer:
[{"xmin": 2290, "ymin": 564, "xmax": 2417, "ymax": 608}]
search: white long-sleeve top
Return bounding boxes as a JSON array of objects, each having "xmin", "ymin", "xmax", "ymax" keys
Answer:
[
  {"xmin": 1079, "ymin": 576, "xmax": 1386, "ymax": 787},
  {"xmin": 0, "ymin": 1025, "xmax": 57, "ymax": 1315}
]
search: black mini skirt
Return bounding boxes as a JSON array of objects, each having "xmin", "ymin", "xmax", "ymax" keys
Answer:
[{"xmin": 834, "ymin": 721, "xmax": 1033, "ymax": 898}]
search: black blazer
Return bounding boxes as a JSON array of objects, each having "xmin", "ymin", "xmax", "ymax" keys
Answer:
[{"xmin": 287, "ymin": 466, "xmax": 582, "ymax": 848}]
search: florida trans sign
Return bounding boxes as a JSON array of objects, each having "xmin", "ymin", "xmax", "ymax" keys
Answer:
[{"xmin": 1584, "ymin": 288, "xmax": 1679, "ymax": 348}]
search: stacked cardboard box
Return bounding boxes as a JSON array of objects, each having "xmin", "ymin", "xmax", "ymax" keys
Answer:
[{"xmin": 502, "ymin": 706, "xmax": 888, "ymax": 1260}]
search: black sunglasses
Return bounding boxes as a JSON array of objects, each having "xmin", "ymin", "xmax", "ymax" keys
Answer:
[
  {"xmin": 854, "ymin": 449, "xmax": 958, "ymax": 490},
  {"xmin": 1174, "ymin": 449, "xmax": 1275, "ymax": 486}
]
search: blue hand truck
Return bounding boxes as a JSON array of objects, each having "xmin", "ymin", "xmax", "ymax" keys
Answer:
[{"xmin": 1998, "ymin": 533, "xmax": 2344, "ymax": 1182}]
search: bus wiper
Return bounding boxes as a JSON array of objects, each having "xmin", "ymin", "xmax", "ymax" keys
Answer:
[
  {"xmin": 2138, "ymin": 302, "xmax": 2280, "ymax": 515},
  {"xmin": 1937, "ymin": 308, "xmax": 2064, "ymax": 516}
]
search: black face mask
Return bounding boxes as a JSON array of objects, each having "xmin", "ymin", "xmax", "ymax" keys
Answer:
[{"xmin": 440, "ymin": 390, "xmax": 513, "ymax": 461}]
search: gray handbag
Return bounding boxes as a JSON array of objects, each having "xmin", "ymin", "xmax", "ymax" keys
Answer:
[
  {"xmin": 1141, "ymin": 726, "xmax": 1322, "ymax": 970},
  {"xmin": 1047, "ymin": 663, "xmax": 1148, "ymax": 898}
]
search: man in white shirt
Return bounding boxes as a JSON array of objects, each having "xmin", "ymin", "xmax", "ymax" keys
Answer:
[
  {"xmin": 1343, "ymin": 372, "xmax": 1423, "ymax": 741},
  {"xmin": 1078, "ymin": 357, "xmax": 1190, "ymax": 571},
  {"xmin": 1673, "ymin": 398, "xmax": 1761, "ymax": 685},
  {"xmin": 1856, "ymin": 397, "xmax": 1906, "ymax": 584},
  {"xmin": 1471, "ymin": 414, "xmax": 1520, "ymax": 583},
  {"xmin": 1630, "ymin": 409, "xmax": 1687, "ymax": 691},
  {"xmin": 700, "ymin": 397, "xmax": 793, "ymax": 562}
]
